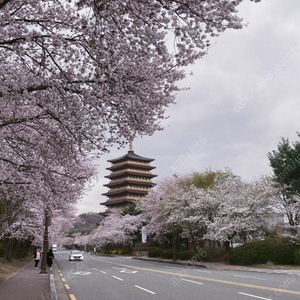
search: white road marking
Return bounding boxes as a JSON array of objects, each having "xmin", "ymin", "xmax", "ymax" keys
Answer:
[
  {"xmin": 73, "ymin": 271, "xmax": 92, "ymax": 275},
  {"xmin": 92, "ymin": 268, "xmax": 98, "ymax": 270},
  {"xmin": 112, "ymin": 276, "xmax": 124, "ymax": 281},
  {"xmin": 181, "ymin": 279, "xmax": 203, "ymax": 285},
  {"xmin": 134, "ymin": 285, "xmax": 156, "ymax": 294},
  {"xmin": 113, "ymin": 266, "xmax": 137, "ymax": 274},
  {"xmin": 120, "ymin": 269, "xmax": 138, "ymax": 274},
  {"xmin": 234, "ymin": 275, "xmax": 267, "ymax": 281},
  {"xmin": 238, "ymin": 292, "xmax": 273, "ymax": 300},
  {"xmin": 101, "ymin": 271, "xmax": 107, "ymax": 274}
]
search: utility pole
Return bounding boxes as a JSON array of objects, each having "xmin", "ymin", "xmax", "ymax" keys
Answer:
[{"xmin": 40, "ymin": 209, "xmax": 50, "ymax": 274}]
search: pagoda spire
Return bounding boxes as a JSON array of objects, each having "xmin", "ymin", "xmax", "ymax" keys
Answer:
[{"xmin": 129, "ymin": 140, "xmax": 133, "ymax": 152}]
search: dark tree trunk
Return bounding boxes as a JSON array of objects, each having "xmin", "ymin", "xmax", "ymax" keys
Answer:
[
  {"xmin": 188, "ymin": 225, "xmax": 197, "ymax": 253},
  {"xmin": 172, "ymin": 228, "xmax": 177, "ymax": 261},
  {"xmin": 5, "ymin": 239, "xmax": 13, "ymax": 262},
  {"xmin": 224, "ymin": 240, "xmax": 231, "ymax": 256}
]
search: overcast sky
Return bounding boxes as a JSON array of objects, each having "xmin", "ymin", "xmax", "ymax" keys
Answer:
[{"xmin": 77, "ymin": 0, "xmax": 300, "ymax": 215}]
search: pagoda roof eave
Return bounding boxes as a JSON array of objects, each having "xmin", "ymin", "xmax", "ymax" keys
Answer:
[
  {"xmin": 100, "ymin": 199, "xmax": 135, "ymax": 206},
  {"xmin": 105, "ymin": 172, "xmax": 157, "ymax": 179},
  {"xmin": 107, "ymin": 151, "xmax": 154, "ymax": 163},
  {"xmin": 107, "ymin": 164, "xmax": 156, "ymax": 171},
  {"xmin": 102, "ymin": 189, "xmax": 149, "ymax": 196},
  {"xmin": 103, "ymin": 180, "xmax": 155, "ymax": 187}
]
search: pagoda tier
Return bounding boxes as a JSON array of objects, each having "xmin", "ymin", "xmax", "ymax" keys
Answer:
[
  {"xmin": 104, "ymin": 169, "xmax": 156, "ymax": 179},
  {"xmin": 103, "ymin": 177, "xmax": 154, "ymax": 188},
  {"xmin": 101, "ymin": 144, "xmax": 156, "ymax": 210},
  {"xmin": 103, "ymin": 188, "xmax": 151, "ymax": 197}
]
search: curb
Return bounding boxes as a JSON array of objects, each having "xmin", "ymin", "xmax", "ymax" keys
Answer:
[
  {"xmin": 49, "ymin": 269, "xmax": 57, "ymax": 300},
  {"xmin": 51, "ymin": 263, "xmax": 71, "ymax": 300},
  {"xmin": 132, "ymin": 256, "xmax": 300, "ymax": 274},
  {"xmin": 132, "ymin": 256, "xmax": 209, "ymax": 268}
]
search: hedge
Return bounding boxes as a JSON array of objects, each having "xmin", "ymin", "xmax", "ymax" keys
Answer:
[
  {"xmin": 293, "ymin": 248, "xmax": 300, "ymax": 265},
  {"xmin": 161, "ymin": 249, "xmax": 174, "ymax": 259},
  {"xmin": 148, "ymin": 248, "xmax": 164, "ymax": 258},
  {"xmin": 176, "ymin": 250, "xmax": 195, "ymax": 260},
  {"xmin": 148, "ymin": 249, "xmax": 196, "ymax": 260},
  {"xmin": 229, "ymin": 238, "xmax": 299, "ymax": 265}
]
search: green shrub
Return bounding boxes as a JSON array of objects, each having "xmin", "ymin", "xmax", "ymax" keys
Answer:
[
  {"xmin": 161, "ymin": 249, "xmax": 174, "ymax": 259},
  {"xmin": 178, "ymin": 244, "xmax": 188, "ymax": 251},
  {"xmin": 133, "ymin": 246, "xmax": 157, "ymax": 252},
  {"xmin": 198, "ymin": 248, "xmax": 227, "ymax": 262},
  {"xmin": 148, "ymin": 248, "xmax": 164, "ymax": 258},
  {"xmin": 177, "ymin": 250, "xmax": 195, "ymax": 260},
  {"xmin": 270, "ymin": 239, "xmax": 298, "ymax": 265},
  {"xmin": 294, "ymin": 248, "xmax": 300, "ymax": 265},
  {"xmin": 229, "ymin": 238, "xmax": 299, "ymax": 265}
]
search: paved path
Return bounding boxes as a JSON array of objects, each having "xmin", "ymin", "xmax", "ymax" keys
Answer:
[{"xmin": 0, "ymin": 260, "xmax": 50, "ymax": 300}]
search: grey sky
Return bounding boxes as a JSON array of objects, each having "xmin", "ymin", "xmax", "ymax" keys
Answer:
[{"xmin": 77, "ymin": 0, "xmax": 300, "ymax": 215}]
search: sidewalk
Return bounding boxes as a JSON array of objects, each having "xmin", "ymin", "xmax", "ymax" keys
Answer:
[{"xmin": 0, "ymin": 260, "xmax": 51, "ymax": 300}]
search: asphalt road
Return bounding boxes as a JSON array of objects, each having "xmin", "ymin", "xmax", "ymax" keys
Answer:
[{"xmin": 54, "ymin": 251, "xmax": 300, "ymax": 300}]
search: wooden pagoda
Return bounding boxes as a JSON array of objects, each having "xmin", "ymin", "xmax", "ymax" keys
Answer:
[{"xmin": 100, "ymin": 142, "xmax": 156, "ymax": 210}]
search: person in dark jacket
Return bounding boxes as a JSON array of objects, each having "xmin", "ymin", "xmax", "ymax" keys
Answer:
[{"xmin": 47, "ymin": 248, "xmax": 55, "ymax": 268}]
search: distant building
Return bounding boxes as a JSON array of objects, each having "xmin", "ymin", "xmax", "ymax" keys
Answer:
[{"xmin": 100, "ymin": 142, "xmax": 156, "ymax": 211}]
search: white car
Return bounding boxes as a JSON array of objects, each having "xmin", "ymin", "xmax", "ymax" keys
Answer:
[{"xmin": 69, "ymin": 250, "xmax": 84, "ymax": 261}]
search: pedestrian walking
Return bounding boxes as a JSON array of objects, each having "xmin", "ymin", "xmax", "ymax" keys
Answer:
[
  {"xmin": 34, "ymin": 249, "xmax": 41, "ymax": 269},
  {"xmin": 47, "ymin": 248, "xmax": 55, "ymax": 269}
]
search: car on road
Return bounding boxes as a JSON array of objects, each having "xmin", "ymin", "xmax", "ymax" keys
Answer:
[{"xmin": 69, "ymin": 250, "xmax": 84, "ymax": 261}]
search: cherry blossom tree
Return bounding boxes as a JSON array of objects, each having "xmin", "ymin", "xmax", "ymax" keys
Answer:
[
  {"xmin": 177, "ymin": 169, "xmax": 244, "ymax": 251},
  {"xmin": 0, "ymin": 160, "xmax": 90, "ymax": 260},
  {"xmin": 74, "ymin": 234, "xmax": 90, "ymax": 250},
  {"xmin": 1, "ymin": 0, "xmax": 263, "ymax": 157},
  {"xmin": 139, "ymin": 176, "xmax": 193, "ymax": 259},
  {"xmin": 62, "ymin": 237, "xmax": 76, "ymax": 248},
  {"xmin": 0, "ymin": 182, "xmax": 45, "ymax": 260},
  {"xmin": 203, "ymin": 177, "xmax": 275, "ymax": 253},
  {"xmin": 1, "ymin": 0, "xmax": 263, "ymax": 257},
  {"xmin": 88, "ymin": 209, "xmax": 139, "ymax": 252},
  {"xmin": 139, "ymin": 171, "xmax": 275, "ymax": 256},
  {"xmin": 1, "ymin": 0, "xmax": 263, "ymax": 186},
  {"xmin": 48, "ymin": 207, "xmax": 78, "ymax": 244}
]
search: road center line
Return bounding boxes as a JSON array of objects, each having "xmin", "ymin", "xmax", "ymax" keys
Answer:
[
  {"xmin": 69, "ymin": 294, "xmax": 77, "ymax": 300},
  {"xmin": 90, "ymin": 257, "xmax": 300, "ymax": 296},
  {"xmin": 234, "ymin": 275, "xmax": 267, "ymax": 281},
  {"xmin": 194, "ymin": 269, "xmax": 212, "ymax": 274},
  {"xmin": 134, "ymin": 285, "xmax": 156, "ymax": 294},
  {"xmin": 238, "ymin": 292, "xmax": 272, "ymax": 300}
]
